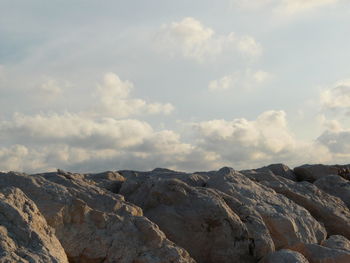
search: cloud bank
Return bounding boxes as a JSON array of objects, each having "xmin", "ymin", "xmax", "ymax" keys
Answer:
[{"xmin": 0, "ymin": 73, "xmax": 343, "ymax": 173}]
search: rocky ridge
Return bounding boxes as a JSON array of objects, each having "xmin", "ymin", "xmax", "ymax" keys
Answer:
[{"xmin": 0, "ymin": 163, "xmax": 349, "ymax": 263}]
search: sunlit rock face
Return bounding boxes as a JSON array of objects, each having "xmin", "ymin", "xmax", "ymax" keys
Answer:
[{"xmin": 0, "ymin": 163, "xmax": 350, "ymax": 263}]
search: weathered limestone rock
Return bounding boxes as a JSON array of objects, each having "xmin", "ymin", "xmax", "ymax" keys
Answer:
[
  {"xmin": 294, "ymin": 164, "xmax": 350, "ymax": 182},
  {"xmin": 314, "ymin": 175, "xmax": 350, "ymax": 208},
  {"xmin": 0, "ymin": 172, "xmax": 195, "ymax": 263},
  {"xmin": 218, "ymin": 192, "xmax": 275, "ymax": 260},
  {"xmin": 120, "ymin": 177, "xmax": 255, "ymax": 263},
  {"xmin": 294, "ymin": 243, "xmax": 350, "ymax": 263},
  {"xmin": 242, "ymin": 163, "xmax": 296, "ymax": 181},
  {"xmin": 204, "ymin": 168, "xmax": 327, "ymax": 250},
  {"xmin": 85, "ymin": 171, "xmax": 126, "ymax": 193},
  {"xmin": 321, "ymin": 235, "xmax": 350, "ymax": 252},
  {"xmin": 259, "ymin": 249, "xmax": 309, "ymax": 263},
  {"xmin": 252, "ymin": 173, "xmax": 350, "ymax": 240},
  {"xmin": 59, "ymin": 198, "xmax": 194, "ymax": 263},
  {"xmin": 3, "ymin": 163, "xmax": 350, "ymax": 263},
  {"xmin": 119, "ymin": 168, "xmax": 210, "ymax": 188},
  {"xmin": 0, "ymin": 187, "xmax": 68, "ymax": 263}
]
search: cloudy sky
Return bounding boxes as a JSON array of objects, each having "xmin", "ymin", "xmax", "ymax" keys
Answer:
[{"xmin": 1, "ymin": 0, "xmax": 350, "ymax": 173}]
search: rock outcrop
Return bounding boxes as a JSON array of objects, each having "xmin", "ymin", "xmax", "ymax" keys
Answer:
[
  {"xmin": 0, "ymin": 187, "xmax": 68, "ymax": 263},
  {"xmin": 244, "ymin": 170, "xmax": 350, "ymax": 239},
  {"xmin": 294, "ymin": 243, "xmax": 350, "ymax": 263},
  {"xmin": 294, "ymin": 164, "xmax": 350, "ymax": 182},
  {"xmin": 321, "ymin": 235, "xmax": 350, "ymax": 252},
  {"xmin": 1, "ymin": 162, "xmax": 349, "ymax": 263},
  {"xmin": 314, "ymin": 175, "xmax": 350, "ymax": 208},
  {"xmin": 242, "ymin": 163, "xmax": 297, "ymax": 181},
  {"xmin": 0, "ymin": 171, "xmax": 194, "ymax": 263},
  {"xmin": 204, "ymin": 168, "xmax": 327, "ymax": 250},
  {"xmin": 120, "ymin": 177, "xmax": 255, "ymax": 263}
]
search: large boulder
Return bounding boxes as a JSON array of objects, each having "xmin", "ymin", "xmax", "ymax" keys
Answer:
[
  {"xmin": 85, "ymin": 171, "xmax": 126, "ymax": 193},
  {"xmin": 259, "ymin": 249, "xmax": 309, "ymax": 263},
  {"xmin": 242, "ymin": 163, "xmax": 296, "ymax": 181},
  {"xmin": 0, "ymin": 172, "xmax": 195, "ymax": 263},
  {"xmin": 219, "ymin": 192, "xmax": 275, "ymax": 260},
  {"xmin": 293, "ymin": 164, "xmax": 350, "ymax": 182},
  {"xmin": 250, "ymin": 172, "xmax": 350, "ymax": 240},
  {"xmin": 120, "ymin": 177, "xmax": 255, "ymax": 263},
  {"xmin": 204, "ymin": 168, "xmax": 327, "ymax": 250},
  {"xmin": 321, "ymin": 235, "xmax": 350, "ymax": 252},
  {"xmin": 314, "ymin": 175, "xmax": 350, "ymax": 209},
  {"xmin": 119, "ymin": 168, "xmax": 210, "ymax": 188},
  {"xmin": 0, "ymin": 187, "xmax": 68, "ymax": 263},
  {"xmin": 294, "ymin": 243, "xmax": 350, "ymax": 263}
]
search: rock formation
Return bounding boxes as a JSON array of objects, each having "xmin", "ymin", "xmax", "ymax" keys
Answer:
[
  {"xmin": 259, "ymin": 249, "xmax": 309, "ymax": 263},
  {"xmin": 0, "ymin": 187, "xmax": 68, "ymax": 263},
  {"xmin": 0, "ymin": 163, "xmax": 349, "ymax": 263}
]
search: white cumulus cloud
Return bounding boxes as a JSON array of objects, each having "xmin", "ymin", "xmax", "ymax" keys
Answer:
[
  {"xmin": 192, "ymin": 110, "xmax": 332, "ymax": 167},
  {"xmin": 95, "ymin": 73, "xmax": 174, "ymax": 118},
  {"xmin": 0, "ymin": 112, "xmax": 154, "ymax": 150},
  {"xmin": 155, "ymin": 17, "xmax": 262, "ymax": 61},
  {"xmin": 320, "ymin": 80, "xmax": 350, "ymax": 113}
]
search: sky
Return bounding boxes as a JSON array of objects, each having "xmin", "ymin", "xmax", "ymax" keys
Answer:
[{"xmin": 1, "ymin": 0, "xmax": 350, "ymax": 173}]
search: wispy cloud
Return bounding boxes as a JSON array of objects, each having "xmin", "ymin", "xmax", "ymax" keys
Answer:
[
  {"xmin": 154, "ymin": 17, "xmax": 262, "ymax": 62},
  {"xmin": 208, "ymin": 69, "xmax": 272, "ymax": 91}
]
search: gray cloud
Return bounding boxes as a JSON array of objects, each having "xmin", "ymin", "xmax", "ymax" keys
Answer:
[{"xmin": 317, "ymin": 129, "xmax": 350, "ymax": 155}]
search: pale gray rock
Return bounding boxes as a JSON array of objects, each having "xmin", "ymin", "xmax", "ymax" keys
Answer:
[
  {"xmin": 204, "ymin": 168, "xmax": 327, "ymax": 250},
  {"xmin": 0, "ymin": 187, "xmax": 68, "ymax": 263},
  {"xmin": 120, "ymin": 177, "xmax": 256, "ymax": 263},
  {"xmin": 119, "ymin": 168, "xmax": 210, "ymax": 188},
  {"xmin": 255, "ymin": 174, "xmax": 350, "ymax": 240},
  {"xmin": 0, "ymin": 172, "xmax": 195, "ymax": 263},
  {"xmin": 259, "ymin": 249, "xmax": 309, "ymax": 263},
  {"xmin": 294, "ymin": 243, "xmax": 350, "ymax": 263},
  {"xmin": 314, "ymin": 175, "xmax": 350, "ymax": 208},
  {"xmin": 321, "ymin": 235, "xmax": 350, "ymax": 252},
  {"xmin": 121, "ymin": 169, "xmax": 275, "ymax": 261},
  {"xmin": 242, "ymin": 163, "xmax": 296, "ymax": 181},
  {"xmin": 294, "ymin": 164, "xmax": 350, "ymax": 182},
  {"xmin": 219, "ymin": 192, "xmax": 275, "ymax": 260}
]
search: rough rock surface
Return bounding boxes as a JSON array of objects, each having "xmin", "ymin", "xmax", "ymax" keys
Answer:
[
  {"xmin": 321, "ymin": 235, "xmax": 350, "ymax": 252},
  {"xmin": 1, "ymin": 163, "xmax": 350, "ymax": 263},
  {"xmin": 204, "ymin": 168, "xmax": 326, "ymax": 250},
  {"xmin": 246, "ymin": 171, "xmax": 350, "ymax": 240},
  {"xmin": 0, "ymin": 187, "xmax": 68, "ymax": 263},
  {"xmin": 259, "ymin": 249, "xmax": 309, "ymax": 263},
  {"xmin": 294, "ymin": 243, "xmax": 350, "ymax": 263},
  {"xmin": 242, "ymin": 163, "xmax": 297, "ymax": 181},
  {"xmin": 218, "ymin": 192, "xmax": 275, "ymax": 260},
  {"xmin": 120, "ymin": 177, "xmax": 255, "ymax": 263},
  {"xmin": 0, "ymin": 171, "xmax": 195, "ymax": 263},
  {"xmin": 314, "ymin": 175, "xmax": 350, "ymax": 208},
  {"xmin": 294, "ymin": 164, "xmax": 350, "ymax": 182},
  {"xmin": 85, "ymin": 171, "xmax": 126, "ymax": 193},
  {"xmin": 119, "ymin": 169, "xmax": 275, "ymax": 261},
  {"xmin": 120, "ymin": 167, "xmax": 326, "ymax": 260}
]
